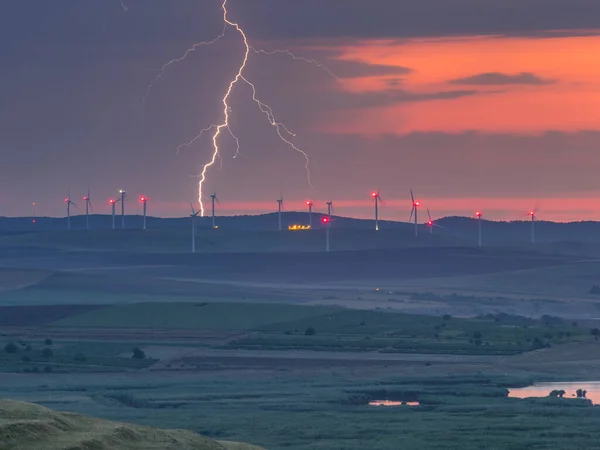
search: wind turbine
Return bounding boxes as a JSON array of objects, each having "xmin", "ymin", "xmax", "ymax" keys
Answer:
[
  {"xmin": 529, "ymin": 210, "xmax": 536, "ymax": 245},
  {"xmin": 475, "ymin": 211, "xmax": 483, "ymax": 247},
  {"xmin": 64, "ymin": 193, "xmax": 76, "ymax": 231},
  {"xmin": 277, "ymin": 197, "xmax": 284, "ymax": 231},
  {"xmin": 305, "ymin": 200, "xmax": 313, "ymax": 228},
  {"xmin": 326, "ymin": 201, "xmax": 333, "ymax": 219},
  {"xmin": 371, "ymin": 191, "xmax": 381, "ymax": 231},
  {"xmin": 210, "ymin": 193, "xmax": 219, "ymax": 229},
  {"xmin": 119, "ymin": 189, "xmax": 126, "ymax": 229},
  {"xmin": 409, "ymin": 189, "xmax": 420, "ymax": 237},
  {"xmin": 83, "ymin": 189, "xmax": 92, "ymax": 230},
  {"xmin": 140, "ymin": 196, "xmax": 148, "ymax": 230},
  {"xmin": 321, "ymin": 216, "xmax": 331, "ymax": 252},
  {"xmin": 190, "ymin": 203, "xmax": 200, "ymax": 253},
  {"xmin": 109, "ymin": 198, "xmax": 120, "ymax": 230}
]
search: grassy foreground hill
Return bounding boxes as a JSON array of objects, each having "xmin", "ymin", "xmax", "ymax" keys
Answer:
[{"xmin": 0, "ymin": 400, "xmax": 263, "ymax": 450}]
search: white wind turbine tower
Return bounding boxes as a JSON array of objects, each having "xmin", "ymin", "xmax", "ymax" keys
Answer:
[
  {"xmin": 190, "ymin": 203, "xmax": 200, "ymax": 253},
  {"xmin": 109, "ymin": 198, "xmax": 120, "ymax": 230},
  {"xmin": 64, "ymin": 192, "xmax": 76, "ymax": 231},
  {"xmin": 305, "ymin": 200, "xmax": 313, "ymax": 228},
  {"xmin": 475, "ymin": 211, "xmax": 483, "ymax": 247},
  {"xmin": 277, "ymin": 197, "xmax": 284, "ymax": 231},
  {"xmin": 371, "ymin": 191, "xmax": 381, "ymax": 231},
  {"xmin": 326, "ymin": 201, "xmax": 333, "ymax": 219},
  {"xmin": 140, "ymin": 196, "xmax": 148, "ymax": 230},
  {"xmin": 119, "ymin": 189, "xmax": 126, "ymax": 229},
  {"xmin": 83, "ymin": 189, "xmax": 92, "ymax": 230},
  {"xmin": 529, "ymin": 210, "xmax": 537, "ymax": 245},
  {"xmin": 409, "ymin": 189, "xmax": 420, "ymax": 237},
  {"xmin": 210, "ymin": 193, "xmax": 219, "ymax": 229}
]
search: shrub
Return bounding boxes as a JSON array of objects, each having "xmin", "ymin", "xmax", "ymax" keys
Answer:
[
  {"xmin": 305, "ymin": 327, "xmax": 316, "ymax": 336},
  {"xmin": 44, "ymin": 338, "xmax": 53, "ymax": 346},
  {"xmin": 41, "ymin": 348, "xmax": 53, "ymax": 358},
  {"xmin": 4, "ymin": 342, "xmax": 17, "ymax": 354},
  {"xmin": 132, "ymin": 348, "xmax": 146, "ymax": 359}
]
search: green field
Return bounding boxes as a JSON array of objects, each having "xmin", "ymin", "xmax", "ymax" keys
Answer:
[
  {"xmin": 50, "ymin": 302, "xmax": 592, "ymax": 356},
  {"xmin": 53, "ymin": 302, "xmax": 338, "ymax": 330},
  {"xmin": 2, "ymin": 372, "xmax": 599, "ymax": 450}
]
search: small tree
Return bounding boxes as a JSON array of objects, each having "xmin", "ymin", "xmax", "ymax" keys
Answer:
[
  {"xmin": 576, "ymin": 389, "xmax": 587, "ymax": 398},
  {"xmin": 305, "ymin": 327, "xmax": 316, "ymax": 336},
  {"xmin": 41, "ymin": 348, "xmax": 53, "ymax": 358},
  {"xmin": 132, "ymin": 348, "xmax": 146, "ymax": 359}
]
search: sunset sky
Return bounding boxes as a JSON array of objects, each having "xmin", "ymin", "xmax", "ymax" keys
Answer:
[{"xmin": 1, "ymin": 0, "xmax": 599, "ymax": 221}]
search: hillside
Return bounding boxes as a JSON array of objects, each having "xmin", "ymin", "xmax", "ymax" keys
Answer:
[{"xmin": 0, "ymin": 400, "xmax": 263, "ymax": 450}]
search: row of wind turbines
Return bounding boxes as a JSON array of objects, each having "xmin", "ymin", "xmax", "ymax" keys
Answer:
[{"xmin": 59, "ymin": 187, "xmax": 540, "ymax": 251}]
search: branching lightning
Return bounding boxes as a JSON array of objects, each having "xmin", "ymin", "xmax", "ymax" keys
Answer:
[
  {"xmin": 150, "ymin": 0, "xmax": 337, "ymax": 216},
  {"xmin": 250, "ymin": 47, "xmax": 340, "ymax": 81}
]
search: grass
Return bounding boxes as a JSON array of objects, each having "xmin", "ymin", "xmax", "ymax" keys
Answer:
[
  {"xmin": 2, "ymin": 373, "xmax": 599, "ymax": 450},
  {"xmin": 0, "ymin": 340, "xmax": 156, "ymax": 373},
  {"xmin": 52, "ymin": 302, "xmax": 338, "ymax": 330},
  {"xmin": 49, "ymin": 302, "xmax": 592, "ymax": 356}
]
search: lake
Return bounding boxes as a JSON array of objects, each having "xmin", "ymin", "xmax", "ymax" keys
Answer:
[{"xmin": 369, "ymin": 400, "xmax": 420, "ymax": 407}]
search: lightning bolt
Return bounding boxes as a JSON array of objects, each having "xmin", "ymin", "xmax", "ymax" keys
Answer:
[
  {"xmin": 150, "ymin": 0, "xmax": 333, "ymax": 216},
  {"xmin": 250, "ymin": 47, "xmax": 340, "ymax": 82}
]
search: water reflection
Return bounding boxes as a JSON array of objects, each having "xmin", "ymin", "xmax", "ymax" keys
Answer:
[
  {"xmin": 369, "ymin": 400, "xmax": 420, "ymax": 407},
  {"xmin": 509, "ymin": 382, "xmax": 600, "ymax": 405}
]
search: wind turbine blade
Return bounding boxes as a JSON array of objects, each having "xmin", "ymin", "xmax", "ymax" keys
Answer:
[
  {"xmin": 410, "ymin": 189, "xmax": 415, "ymax": 203},
  {"xmin": 190, "ymin": 202, "xmax": 196, "ymax": 215},
  {"xmin": 89, "ymin": 200, "xmax": 94, "ymax": 212},
  {"xmin": 409, "ymin": 206, "xmax": 414, "ymax": 223},
  {"xmin": 427, "ymin": 208, "xmax": 432, "ymax": 222}
]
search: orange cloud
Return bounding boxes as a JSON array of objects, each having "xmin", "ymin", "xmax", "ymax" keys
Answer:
[{"xmin": 320, "ymin": 33, "xmax": 600, "ymax": 134}]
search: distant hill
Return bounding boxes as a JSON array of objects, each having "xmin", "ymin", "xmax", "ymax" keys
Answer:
[
  {"xmin": 0, "ymin": 400, "xmax": 263, "ymax": 450},
  {"xmin": 3, "ymin": 212, "xmax": 600, "ymax": 247}
]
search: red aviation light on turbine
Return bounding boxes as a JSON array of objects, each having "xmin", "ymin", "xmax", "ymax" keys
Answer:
[
  {"xmin": 64, "ymin": 198, "xmax": 69, "ymax": 203},
  {"xmin": 140, "ymin": 196, "xmax": 147, "ymax": 203},
  {"xmin": 530, "ymin": 211, "xmax": 535, "ymax": 216},
  {"xmin": 428, "ymin": 220, "xmax": 433, "ymax": 227},
  {"xmin": 372, "ymin": 192, "xmax": 379, "ymax": 198},
  {"xmin": 414, "ymin": 201, "xmax": 420, "ymax": 207},
  {"xmin": 321, "ymin": 216, "xmax": 331, "ymax": 225},
  {"xmin": 109, "ymin": 199, "xmax": 116, "ymax": 204},
  {"xmin": 305, "ymin": 200, "xmax": 313, "ymax": 206},
  {"xmin": 475, "ymin": 211, "xmax": 482, "ymax": 218},
  {"xmin": 83, "ymin": 196, "xmax": 88, "ymax": 201}
]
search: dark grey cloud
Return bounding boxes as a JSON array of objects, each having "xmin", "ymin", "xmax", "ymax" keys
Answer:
[
  {"xmin": 327, "ymin": 60, "xmax": 412, "ymax": 79},
  {"xmin": 448, "ymin": 72, "xmax": 556, "ymax": 86},
  {"xmin": 233, "ymin": 0, "xmax": 600, "ymax": 40},
  {"xmin": 325, "ymin": 88, "xmax": 484, "ymax": 110}
]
